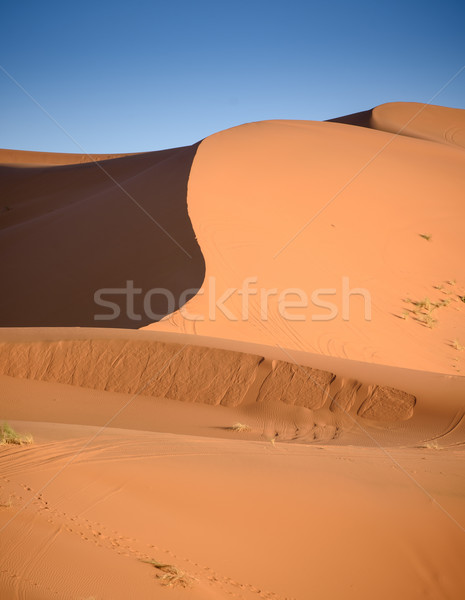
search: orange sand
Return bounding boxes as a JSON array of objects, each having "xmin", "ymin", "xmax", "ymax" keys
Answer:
[
  {"xmin": 1, "ymin": 102, "xmax": 464, "ymax": 599},
  {"xmin": 145, "ymin": 102, "xmax": 465, "ymax": 375}
]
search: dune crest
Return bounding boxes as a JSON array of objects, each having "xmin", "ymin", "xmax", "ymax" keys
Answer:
[
  {"xmin": 0, "ymin": 148, "xmax": 138, "ymax": 167},
  {"xmin": 330, "ymin": 101, "xmax": 465, "ymax": 149}
]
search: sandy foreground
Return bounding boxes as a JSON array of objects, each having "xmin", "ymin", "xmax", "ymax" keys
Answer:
[
  {"xmin": 0, "ymin": 103, "xmax": 465, "ymax": 598},
  {"xmin": 0, "ymin": 328, "xmax": 464, "ymax": 599}
]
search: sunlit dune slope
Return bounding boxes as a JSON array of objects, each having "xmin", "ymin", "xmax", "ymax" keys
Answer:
[{"xmin": 146, "ymin": 103, "xmax": 465, "ymax": 375}]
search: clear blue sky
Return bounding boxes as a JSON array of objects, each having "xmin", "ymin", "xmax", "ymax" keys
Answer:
[{"xmin": 1, "ymin": 0, "xmax": 464, "ymax": 153}]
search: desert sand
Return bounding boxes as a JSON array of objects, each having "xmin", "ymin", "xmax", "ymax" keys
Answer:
[
  {"xmin": 0, "ymin": 102, "xmax": 464, "ymax": 599},
  {"xmin": 146, "ymin": 102, "xmax": 465, "ymax": 375}
]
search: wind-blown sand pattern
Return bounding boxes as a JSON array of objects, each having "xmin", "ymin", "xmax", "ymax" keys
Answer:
[
  {"xmin": 1, "ymin": 102, "xmax": 464, "ymax": 599},
  {"xmin": 0, "ymin": 334, "xmax": 416, "ymax": 421}
]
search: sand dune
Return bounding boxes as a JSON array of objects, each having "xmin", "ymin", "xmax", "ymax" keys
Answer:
[
  {"xmin": 0, "ymin": 327, "xmax": 463, "ymax": 447},
  {"xmin": 1, "ymin": 102, "xmax": 465, "ymax": 599},
  {"xmin": 0, "ymin": 330, "xmax": 417, "ymax": 443},
  {"xmin": 331, "ymin": 102, "xmax": 465, "ymax": 148},
  {"xmin": 146, "ymin": 103, "xmax": 465, "ymax": 376}
]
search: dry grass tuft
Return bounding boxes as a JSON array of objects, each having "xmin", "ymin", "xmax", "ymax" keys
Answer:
[
  {"xmin": 229, "ymin": 422, "xmax": 252, "ymax": 432},
  {"xmin": 141, "ymin": 559, "xmax": 196, "ymax": 587},
  {"xmin": 0, "ymin": 423, "xmax": 33, "ymax": 446},
  {"xmin": 412, "ymin": 297, "xmax": 433, "ymax": 313},
  {"xmin": 423, "ymin": 315, "xmax": 437, "ymax": 328},
  {"xmin": 436, "ymin": 298, "xmax": 451, "ymax": 308},
  {"xmin": 452, "ymin": 339, "xmax": 464, "ymax": 351},
  {"xmin": 400, "ymin": 292, "xmax": 458, "ymax": 330},
  {"xmin": 420, "ymin": 440, "xmax": 441, "ymax": 450},
  {"xmin": 0, "ymin": 495, "xmax": 13, "ymax": 509}
]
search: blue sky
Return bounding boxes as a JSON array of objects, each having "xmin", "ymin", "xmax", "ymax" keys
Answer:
[{"xmin": 1, "ymin": 0, "xmax": 464, "ymax": 153}]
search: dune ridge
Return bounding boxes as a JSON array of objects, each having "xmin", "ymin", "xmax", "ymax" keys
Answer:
[
  {"xmin": 328, "ymin": 101, "xmax": 465, "ymax": 149},
  {"xmin": 0, "ymin": 148, "xmax": 138, "ymax": 167}
]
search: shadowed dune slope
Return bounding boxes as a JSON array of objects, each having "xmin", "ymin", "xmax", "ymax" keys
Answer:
[
  {"xmin": 0, "ymin": 144, "xmax": 205, "ymax": 327},
  {"xmin": 0, "ymin": 148, "xmax": 137, "ymax": 167},
  {"xmin": 327, "ymin": 108, "xmax": 374, "ymax": 128},
  {"xmin": 147, "ymin": 103, "xmax": 465, "ymax": 375}
]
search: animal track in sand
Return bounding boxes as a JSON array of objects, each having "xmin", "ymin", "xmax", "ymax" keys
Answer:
[
  {"xmin": 2, "ymin": 476, "xmax": 294, "ymax": 599},
  {"xmin": 157, "ymin": 546, "xmax": 293, "ymax": 599}
]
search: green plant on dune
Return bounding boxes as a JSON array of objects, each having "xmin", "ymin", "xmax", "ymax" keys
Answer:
[
  {"xmin": 140, "ymin": 559, "xmax": 195, "ymax": 587},
  {"xmin": 0, "ymin": 423, "xmax": 33, "ymax": 445}
]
